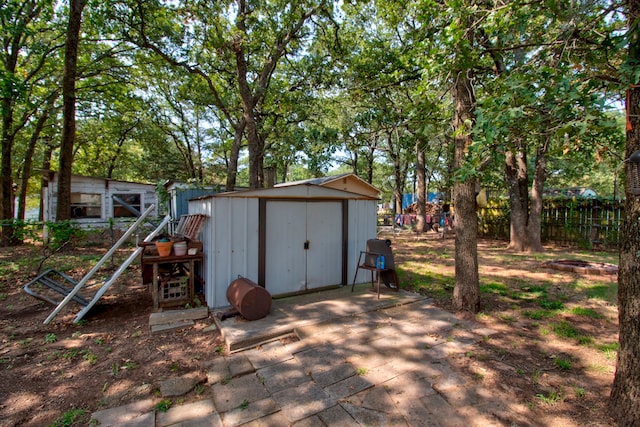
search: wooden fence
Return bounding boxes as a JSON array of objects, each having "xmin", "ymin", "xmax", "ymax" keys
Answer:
[{"xmin": 477, "ymin": 199, "xmax": 624, "ymax": 249}]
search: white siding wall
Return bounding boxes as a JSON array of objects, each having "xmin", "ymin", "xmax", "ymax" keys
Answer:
[
  {"xmin": 190, "ymin": 196, "xmax": 259, "ymax": 309},
  {"xmin": 44, "ymin": 175, "xmax": 158, "ymax": 223},
  {"xmin": 348, "ymin": 199, "xmax": 379, "ymax": 284}
]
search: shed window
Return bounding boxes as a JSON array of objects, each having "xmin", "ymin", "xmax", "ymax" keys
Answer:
[
  {"xmin": 113, "ymin": 193, "xmax": 141, "ymax": 217},
  {"xmin": 70, "ymin": 193, "xmax": 102, "ymax": 219}
]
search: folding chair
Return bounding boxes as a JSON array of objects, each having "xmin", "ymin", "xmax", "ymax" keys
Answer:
[{"xmin": 351, "ymin": 238, "xmax": 400, "ymax": 298}]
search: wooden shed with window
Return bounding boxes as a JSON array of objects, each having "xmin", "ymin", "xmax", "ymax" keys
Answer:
[
  {"xmin": 42, "ymin": 172, "xmax": 159, "ymax": 225},
  {"xmin": 188, "ymin": 175, "xmax": 380, "ymax": 309}
]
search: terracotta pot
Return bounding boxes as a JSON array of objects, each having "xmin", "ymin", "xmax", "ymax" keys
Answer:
[{"xmin": 155, "ymin": 241, "xmax": 173, "ymax": 257}]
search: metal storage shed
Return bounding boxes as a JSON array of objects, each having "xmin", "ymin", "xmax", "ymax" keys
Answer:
[{"xmin": 188, "ymin": 181, "xmax": 380, "ymax": 309}]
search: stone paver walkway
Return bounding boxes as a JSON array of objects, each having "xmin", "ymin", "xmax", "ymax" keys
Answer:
[{"xmin": 91, "ymin": 294, "xmax": 532, "ymax": 426}]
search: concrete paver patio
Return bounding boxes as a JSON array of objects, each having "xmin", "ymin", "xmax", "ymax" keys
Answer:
[{"xmin": 91, "ymin": 284, "xmax": 533, "ymax": 426}]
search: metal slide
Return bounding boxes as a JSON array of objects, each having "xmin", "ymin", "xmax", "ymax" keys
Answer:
[{"xmin": 43, "ymin": 205, "xmax": 170, "ymax": 324}]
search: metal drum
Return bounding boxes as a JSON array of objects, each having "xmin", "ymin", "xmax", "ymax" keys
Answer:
[{"xmin": 226, "ymin": 277, "xmax": 272, "ymax": 321}]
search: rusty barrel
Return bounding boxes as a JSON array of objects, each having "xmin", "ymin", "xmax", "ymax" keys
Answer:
[{"xmin": 226, "ymin": 277, "xmax": 272, "ymax": 321}]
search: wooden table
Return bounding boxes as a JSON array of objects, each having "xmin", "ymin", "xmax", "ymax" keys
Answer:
[{"xmin": 141, "ymin": 253, "xmax": 203, "ymax": 311}]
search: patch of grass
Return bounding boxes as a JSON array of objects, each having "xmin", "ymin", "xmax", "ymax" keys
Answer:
[
  {"xmin": 406, "ymin": 270, "xmax": 454, "ymax": 298},
  {"xmin": 81, "ymin": 350, "xmax": 98, "ymax": 365},
  {"xmin": 522, "ymin": 309, "xmax": 556, "ymax": 320},
  {"xmin": 554, "ymin": 357, "xmax": 572, "ymax": 370},
  {"xmin": 532, "ymin": 370, "xmax": 542, "ymax": 385},
  {"xmin": 48, "ymin": 408, "xmax": 87, "ymax": 427},
  {"xmin": 62, "ymin": 349, "xmax": 80, "ymax": 360},
  {"xmin": 569, "ymin": 307, "xmax": 604, "ymax": 319},
  {"xmin": 44, "ymin": 333, "xmax": 57, "ymax": 344},
  {"xmin": 0, "ymin": 293, "xmax": 7, "ymax": 301},
  {"xmin": 577, "ymin": 335, "xmax": 595, "ymax": 346},
  {"xmin": 239, "ymin": 399, "xmax": 249, "ymax": 410},
  {"xmin": 519, "ymin": 285, "xmax": 548, "ymax": 296},
  {"xmin": 539, "ymin": 300, "xmax": 565, "ymax": 310},
  {"xmin": 122, "ymin": 360, "xmax": 138, "ymax": 370},
  {"xmin": 356, "ymin": 367, "xmax": 367, "ymax": 375},
  {"xmin": 480, "ymin": 282, "xmax": 510, "ymax": 296},
  {"xmin": 155, "ymin": 400, "xmax": 172, "ymax": 412},
  {"xmin": 583, "ymin": 284, "xmax": 617, "ymax": 303},
  {"xmin": 551, "ymin": 320, "xmax": 578, "ymax": 339},
  {"xmin": 596, "ymin": 342, "xmax": 618, "ymax": 360},
  {"xmin": 536, "ymin": 389, "xmax": 564, "ymax": 405},
  {"xmin": 574, "ymin": 387, "xmax": 586, "ymax": 398},
  {"xmin": 498, "ymin": 314, "xmax": 517, "ymax": 323},
  {"xmin": 170, "ymin": 362, "xmax": 180, "ymax": 372}
]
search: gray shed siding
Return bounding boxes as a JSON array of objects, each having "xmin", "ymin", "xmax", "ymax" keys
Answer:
[
  {"xmin": 189, "ymin": 196, "xmax": 260, "ymax": 309},
  {"xmin": 189, "ymin": 186, "xmax": 378, "ymax": 309}
]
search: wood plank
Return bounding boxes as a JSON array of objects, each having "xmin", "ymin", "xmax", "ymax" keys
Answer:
[{"xmin": 148, "ymin": 307, "xmax": 209, "ymax": 326}]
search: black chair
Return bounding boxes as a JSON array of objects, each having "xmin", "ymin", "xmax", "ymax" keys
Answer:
[{"xmin": 351, "ymin": 239, "xmax": 400, "ymax": 299}]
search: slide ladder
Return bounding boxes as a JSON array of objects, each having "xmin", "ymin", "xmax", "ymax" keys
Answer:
[{"xmin": 41, "ymin": 205, "xmax": 171, "ymax": 324}]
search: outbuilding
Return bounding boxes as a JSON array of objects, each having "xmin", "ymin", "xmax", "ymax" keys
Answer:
[
  {"xmin": 42, "ymin": 172, "xmax": 159, "ymax": 225},
  {"xmin": 188, "ymin": 174, "xmax": 380, "ymax": 309}
]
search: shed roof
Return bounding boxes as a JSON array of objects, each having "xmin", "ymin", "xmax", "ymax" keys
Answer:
[
  {"xmin": 275, "ymin": 173, "xmax": 380, "ymax": 198},
  {"xmin": 194, "ymin": 182, "xmax": 379, "ymax": 202},
  {"xmin": 44, "ymin": 171, "xmax": 155, "ymax": 188}
]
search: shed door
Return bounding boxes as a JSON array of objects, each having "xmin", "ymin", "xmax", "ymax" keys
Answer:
[{"xmin": 265, "ymin": 201, "xmax": 343, "ymax": 295}]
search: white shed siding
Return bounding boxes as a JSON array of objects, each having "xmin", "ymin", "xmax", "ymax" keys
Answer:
[
  {"xmin": 189, "ymin": 184, "xmax": 379, "ymax": 309},
  {"xmin": 190, "ymin": 196, "xmax": 259, "ymax": 309},
  {"xmin": 348, "ymin": 199, "xmax": 379, "ymax": 284}
]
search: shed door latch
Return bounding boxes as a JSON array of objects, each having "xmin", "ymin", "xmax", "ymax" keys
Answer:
[{"xmin": 304, "ymin": 240, "xmax": 310, "ymax": 250}]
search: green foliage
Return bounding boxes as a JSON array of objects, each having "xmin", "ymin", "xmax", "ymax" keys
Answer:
[
  {"xmin": 536, "ymin": 389, "xmax": 564, "ymax": 405},
  {"xmin": 48, "ymin": 408, "xmax": 87, "ymax": 427},
  {"xmin": 551, "ymin": 320, "xmax": 578, "ymax": 339},
  {"xmin": 522, "ymin": 309, "xmax": 556, "ymax": 320},
  {"xmin": 569, "ymin": 307, "xmax": 604, "ymax": 319},
  {"xmin": 554, "ymin": 357, "xmax": 572, "ymax": 370},
  {"xmin": 0, "ymin": 220, "xmax": 85, "ymax": 250},
  {"xmin": 155, "ymin": 400, "xmax": 172, "ymax": 412}
]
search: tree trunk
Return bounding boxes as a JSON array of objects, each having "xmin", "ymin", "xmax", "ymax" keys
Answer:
[
  {"xmin": 609, "ymin": 1, "xmax": 640, "ymax": 421},
  {"xmin": 452, "ymin": 71, "xmax": 480, "ymax": 314},
  {"xmin": 56, "ymin": 0, "xmax": 86, "ymax": 221},
  {"xmin": 415, "ymin": 140, "xmax": 426, "ymax": 232},
  {"xmin": 527, "ymin": 136, "xmax": 549, "ymax": 252},
  {"xmin": 18, "ymin": 94, "xmax": 57, "ymax": 222},
  {"xmin": 226, "ymin": 120, "xmax": 245, "ymax": 191},
  {"xmin": 0, "ymin": 95, "xmax": 15, "ymax": 246},
  {"xmin": 505, "ymin": 143, "xmax": 528, "ymax": 251},
  {"xmin": 39, "ymin": 141, "xmax": 54, "ymax": 221}
]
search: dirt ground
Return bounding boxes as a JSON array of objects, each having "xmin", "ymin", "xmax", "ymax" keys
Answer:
[{"xmin": 0, "ymin": 231, "xmax": 619, "ymax": 426}]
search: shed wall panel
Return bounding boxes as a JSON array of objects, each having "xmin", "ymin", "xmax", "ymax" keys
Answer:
[
  {"xmin": 190, "ymin": 197, "xmax": 259, "ymax": 308},
  {"xmin": 348, "ymin": 199, "xmax": 379, "ymax": 284}
]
